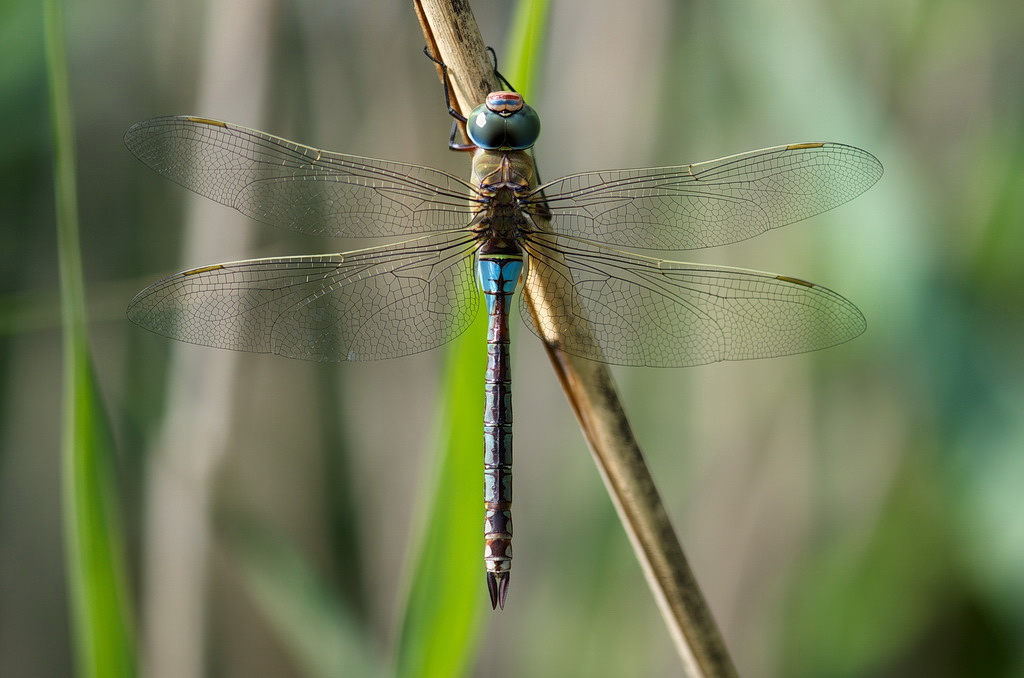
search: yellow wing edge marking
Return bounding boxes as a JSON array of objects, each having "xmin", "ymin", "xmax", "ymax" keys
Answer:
[
  {"xmin": 183, "ymin": 264, "xmax": 225, "ymax": 276},
  {"xmin": 786, "ymin": 142, "xmax": 825, "ymax": 150},
  {"xmin": 776, "ymin": 275, "xmax": 815, "ymax": 288},
  {"xmin": 183, "ymin": 116, "xmax": 227, "ymax": 127}
]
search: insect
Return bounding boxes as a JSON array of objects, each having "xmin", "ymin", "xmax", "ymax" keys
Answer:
[{"xmin": 125, "ymin": 56, "xmax": 881, "ymax": 609}]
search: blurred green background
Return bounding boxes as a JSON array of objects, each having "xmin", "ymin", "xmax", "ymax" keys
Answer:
[{"xmin": 4, "ymin": 0, "xmax": 1024, "ymax": 676}]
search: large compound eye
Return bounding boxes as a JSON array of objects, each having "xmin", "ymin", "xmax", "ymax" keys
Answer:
[
  {"xmin": 467, "ymin": 105, "xmax": 507, "ymax": 150},
  {"xmin": 500, "ymin": 104, "xmax": 540, "ymax": 150},
  {"xmin": 465, "ymin": 92, "xmax": 541, "ymax": 150}
]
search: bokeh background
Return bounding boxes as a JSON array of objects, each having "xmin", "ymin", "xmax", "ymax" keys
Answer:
[{"xmin": 4, "ymin": 0, "xmax": 1024, "ymax": 676}]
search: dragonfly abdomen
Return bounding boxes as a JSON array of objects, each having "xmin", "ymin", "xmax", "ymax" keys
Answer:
[{"xmin": 477, "ymin": 251, "xmax": 522, "ymax": 609}]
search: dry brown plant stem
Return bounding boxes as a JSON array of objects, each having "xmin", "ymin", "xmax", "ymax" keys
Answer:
[{"xmin": 413, "ymin": 2, "xmax": 739, "ymax": 675}]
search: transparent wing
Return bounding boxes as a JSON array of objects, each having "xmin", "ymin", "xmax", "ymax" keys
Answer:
[
  {"xmin": 124, "ymin": 116, "xmax": 478, "ymax": 238},
  {"xmin": 526, "ymin": 142, "xmax": 882, "ymax": 250},
  {"xmin": 127, "ymin": 232, "xmax": 480, "ymax": 361},
  {"xmin": 520, "ymin": 233, "xmax": 865, "ymax": 367}
]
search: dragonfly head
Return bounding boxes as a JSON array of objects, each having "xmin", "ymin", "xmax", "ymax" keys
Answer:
[{"xmin": 466, "ymin": 91, "xmax": 540, "ymax": 151}]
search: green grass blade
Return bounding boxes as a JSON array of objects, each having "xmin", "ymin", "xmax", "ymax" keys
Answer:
[
  {"xmin": 504, "ymin": 0, "xmax": 549, "ymax": 97},
  {"xmin": 396, "ymin": 317, "xmax": 487, "ymax": 678},
  {"xmin": 396, "ymin": 3, "xmax": 550, "ymax": 676},
  {"xmin": 45, "ymin": 0, "xmax": 136, "ymax": 676}
]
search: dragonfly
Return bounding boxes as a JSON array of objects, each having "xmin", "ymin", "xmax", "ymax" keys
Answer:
[{"xmin": 124, "ymin": 65, "xmax": 881, "ymax": 610}]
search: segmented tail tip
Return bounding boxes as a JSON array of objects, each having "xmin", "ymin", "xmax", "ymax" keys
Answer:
[{"xmin": 487, "ymin": 572, "xmax": 510, "ymax": 610}]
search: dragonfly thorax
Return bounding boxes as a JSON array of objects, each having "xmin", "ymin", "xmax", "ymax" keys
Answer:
[{"xmin": 471, "ymin": 150, "xmax": 538, "ymax": 246}]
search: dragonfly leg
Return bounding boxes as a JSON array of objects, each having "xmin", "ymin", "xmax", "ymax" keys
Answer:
[
  {"xmin": 448, "ymin": 120, "xmax": 475, "ymax": 152},
  {"xmin": 422, "ymin": 46, "xmax": 477, "ymax": 151},
  {"xmin": 422, "ymin": 46, "xmax": 467, "ymax": 122},
  {"xmin": 485, "ymin": 46, "xmax": 516, "ymax": 93},
  {"xmin": 423, "ymin": 45, "xmax": 520, "ymax": 153}
]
